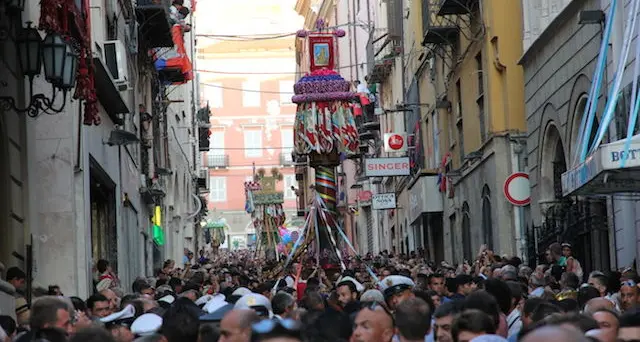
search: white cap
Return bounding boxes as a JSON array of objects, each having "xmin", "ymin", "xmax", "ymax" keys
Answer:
[
  {"xmin": 131, "ymin": 313, "xmax": 163, "ymax": 336},
  {"xmin": 232, "ymin": 287, "xmax": 252, "ymax": 296},
  {"xmin": 195, "ymin": 295, "xmax": 213, "ymax": 306},
  {"xmin": 204, "ymin": 296, "xmax": 229, "ymax": 314},
  {"xmin": 100, "ymin": 304, "xmax": 136, "ymax": 325},
  {"xmin": 234, "ymin": 293, "xmax": 273, "ymax": 318},
  {"xmin": 337, "ymin": 276, "xmax": 365, "ymax": 293},
  {"xmin": 158, "ymin": 294, "xmax": 175, "ymax": 305},
  {"xmin": 379, "ymin": 275, "xmax": 415, "ymax": 299}
]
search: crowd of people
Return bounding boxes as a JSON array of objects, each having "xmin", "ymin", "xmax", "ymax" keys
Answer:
[{"xmin": 0, "ymin": 242, "xmax": 639, "ymax": 342}]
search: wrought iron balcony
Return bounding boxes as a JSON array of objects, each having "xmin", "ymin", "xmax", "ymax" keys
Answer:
[
  {"xmin": 135, "ymin": 0, "xmax": 173, "ymax": 48},
  {"xmin": 421, "ymin": 0, "xmax": 461, "ymax": 46},
  {"xmin": 280, "ymin": 152, "xmax": 295, "ymax": 166},
  {"xmin": 206, "ymin": 154, "xmax": 229, "ymax": 168},
  {"xmin": 438, "ymin": 0, "xmax": 478, "ymax": 16}
]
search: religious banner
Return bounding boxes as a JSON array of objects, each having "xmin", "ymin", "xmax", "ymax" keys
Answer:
[{"xmin": 308, "ymin": 35, "xmax": 335, "ymax": 72}]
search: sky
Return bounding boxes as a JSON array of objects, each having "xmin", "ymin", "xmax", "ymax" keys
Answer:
[{"xmin": 195, "ymin": 0, "xmax": 304, "ymax": 36}]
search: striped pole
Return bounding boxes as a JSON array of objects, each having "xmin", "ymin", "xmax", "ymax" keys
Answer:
[{"xmin": 315, "ymin": 166, "xmax": 337, "ymax": 214}]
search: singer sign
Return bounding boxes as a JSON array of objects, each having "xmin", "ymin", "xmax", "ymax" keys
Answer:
[
  {"xmin": 365, "ymin": 157, "xmax": 411, "ymax": 177},
  {"xmin": 384, "ymin": 133, "xmax": 408, "ymax": 152}
]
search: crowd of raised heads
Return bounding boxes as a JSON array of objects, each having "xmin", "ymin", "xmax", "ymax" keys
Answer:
[{"xmin": 0, "ymin": 242, "xmax": 639, "ymax": 342}]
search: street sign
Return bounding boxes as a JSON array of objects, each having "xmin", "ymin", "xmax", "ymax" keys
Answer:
[
  {"xmin": 503, "ymin": 172, "xmax": 531, "ymax": 206},
  {"xmin": 384, "ymin": 133, "xmax": 408, "ymax": 152},
  {"xmin": 372, "ymin": 193, "xmax": 396, "ymax": 210},
  {"xmin": 364, "ymin": 157, "xmax": 411, "ymax": 177}
]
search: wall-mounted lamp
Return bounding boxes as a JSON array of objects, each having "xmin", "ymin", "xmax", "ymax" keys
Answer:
[{"xmin": 0, "ymin": 22, "xmax": 79, "ymax": 117}]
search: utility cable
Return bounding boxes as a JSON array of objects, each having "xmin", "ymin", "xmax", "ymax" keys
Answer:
[
  {"xmin": 194, "ymin": 22, "xmax": 367, "ymax": 41},
  {"xmin": 195, "ymin": 44, "xmax": 429, "ymax": 77}
]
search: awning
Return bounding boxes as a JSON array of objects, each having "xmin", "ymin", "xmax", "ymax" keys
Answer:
[
  {"xmin": 561, "ymin": 135, "xmax": 640, "ymax": 196},
  {"xmin": 93, "ymin": 57, "xmax": 128, "ymax": 125}
]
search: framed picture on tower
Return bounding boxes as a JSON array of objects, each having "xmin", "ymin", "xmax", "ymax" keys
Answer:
[{"xmin": 309, "ymin": 35, "xmax": 335, "ymax": 71}]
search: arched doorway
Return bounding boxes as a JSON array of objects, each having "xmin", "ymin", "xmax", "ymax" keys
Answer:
[{"xmin": 536, "ymin": 109, "xmax": 610, "ymax": 276}]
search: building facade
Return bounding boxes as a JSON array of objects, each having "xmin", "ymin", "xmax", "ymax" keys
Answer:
[
  {"xmin": 522, "ymin": 0, "xmax": 639, "ymax": 274},
  {"xmin": 0, "ymin": 0, "xmax": 198, "ymax": 296},
  {"xmin": 196, "ymin": 2, "xmax": 303, "ymax": 250}
]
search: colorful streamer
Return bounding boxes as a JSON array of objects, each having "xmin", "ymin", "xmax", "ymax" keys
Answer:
[
  {"xmin": 622, "ymin": 1, "xmax": 640, "ymax": 168},
  {"xmin": 576, "ymin": 0, "xmax": 618, "ymax": 163},
  {"xmin": 588, "ymin": 0, "xmax": 639, "ymax": 156},
  {"xmin": 315, "ymin": 166, "xmax": 337, "ymax": 212}
]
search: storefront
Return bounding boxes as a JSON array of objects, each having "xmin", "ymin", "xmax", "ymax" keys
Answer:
[{"xmin": 407, "ymin": 175, "xmax": 444, "ymax": 261}]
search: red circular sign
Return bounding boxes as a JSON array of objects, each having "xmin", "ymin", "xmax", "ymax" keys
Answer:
[
  {"xmin": 503, "ymin": 172, "xmax": 531, "ymax": 206},
  {"xmin": 388, "ymin": 134, "xmax": 404, "ymax": 150}
]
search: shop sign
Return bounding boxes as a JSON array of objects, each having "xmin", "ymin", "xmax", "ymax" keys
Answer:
[
  {"xmin": 364, "ymin": 157, "xmax": 411, "ymax": 177},
  {"xmin": 372, "ymin": 193, "xmax": 396, "ymax": 210},
  {"xmin": 358, "ymin": 190, "xmax": 372, "ymax": 207},
  {"xmin": 408, "ymin": 176, "xmax": 443, "ymax": 223},
  {"xmin": 601, "ymin": 141, "xmax": 640, "ymax": 169},
  {"xmin": 561, "ymin": 155, "xmax": 599, "ymax": 196},
  {"xmin": 384, "ymin": 133, "xmax": 408, "ymax": 152}
]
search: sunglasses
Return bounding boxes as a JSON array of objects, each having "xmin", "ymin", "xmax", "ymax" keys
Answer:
[
  {"xmin": 252, "ymin": 318, "xmax": 301, "ymax": 335},
  {"xmin": 621, "ymin": 280, "xmax": 637, "ymax": 287}
]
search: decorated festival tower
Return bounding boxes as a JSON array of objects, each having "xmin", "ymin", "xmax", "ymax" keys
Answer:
[{"xmin": 291, "ymin": 20, "xmax": 359, "ymax": 268}]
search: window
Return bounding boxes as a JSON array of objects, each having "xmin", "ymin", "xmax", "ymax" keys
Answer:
[
  {"xmin": 279, "ymin": 80, "xmax": 295, "ymax": 104},
  {"xmin": 284, "ymin": 174, "xmax": 297, "ymax": 199},
  {"xmin": 242, "ymin": 80, "xmax": 261, "ymax": 107},
  {"xmin": 476, "ymin": 53, "xmax": 486, "ymax": 142},
  {"xmin": 209, "ymin": 177, "xmax": 227, "ymax": 202},
  {"xmin": 482, "ymin": 185, "xmax": 493, "ymax": 249},
  {"xmin": 244, "ymin": 129, "xmax": 263, "ymax": 157},
  {"xmin": 281, "ymin": 129, "xmax": 294, "ymax": 163},
  {"xmin": 208, "ymin": 131, "xmax": 225, "ymax": 155},
  {"xmin": 462, "ymin": 202, "xmax": 472, "ymax": 262},
  {"xmin": 456, "ymin": 80, "xmax": 465, "ymax": 163},
  {"xmin": 204, "ymin": 83, "xmax": 223, "ymax": 108}
]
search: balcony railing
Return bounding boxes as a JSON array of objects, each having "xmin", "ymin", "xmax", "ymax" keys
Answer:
[
  {"xmin": 280, "ymin": 152, "xmax": 295, "ymax": 166},
  {"xmin": 135, "ymin": 0, "xmax": 173, "ymax": 48},
  {"xmin": 206, "ymin": 154, "xmax": 229, "ymax": 168}
]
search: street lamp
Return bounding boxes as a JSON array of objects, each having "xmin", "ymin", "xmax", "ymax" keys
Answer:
[
  {"xmin": 42, "ymin": 32, "xmax": 68, "ymax": 85},
  {"xmin": 0, "ymin": 22, "xmax": 79, "ymax": 117}
]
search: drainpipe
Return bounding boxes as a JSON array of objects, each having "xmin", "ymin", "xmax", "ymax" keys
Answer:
[
  {"xmin": 352, "ymin": 0, "xmax": 359, "ymax": 81},
  {"xmin": 512, "ymin": 141, "xmax": 526, "ymax": 261}
]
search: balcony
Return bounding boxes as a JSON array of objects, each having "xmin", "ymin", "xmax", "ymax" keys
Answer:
[
  {"xmin": 421, "ymin": 0, "xmax": 460, "ymax": 46},
  {"xmin": 437, "ymin": 0, "xmax": 478, "ymax": 16},
  {"xmin": 135, "ymin": 0, "xmax": 173, "ymax": 48},
  {"xmin": 197, "ymin": 169, "xmax": 209, "ymax": 193},
  {"xmin": 366, "ymin": 35, "xmax": 396, "ymax": 84},
  {"xmin": 280, "ymin": 152, "xmax": 295, "ymax": 167},
  {"xmin": 206, "ymin": 154, "xmax": 230, "ymax": 168}
]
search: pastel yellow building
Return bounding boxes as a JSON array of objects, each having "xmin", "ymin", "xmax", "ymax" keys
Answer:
[{"xmin": 421, "ymin": 0, "xmax": 526, "ymax": 261}]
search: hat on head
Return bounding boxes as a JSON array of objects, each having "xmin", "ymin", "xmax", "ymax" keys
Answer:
[
  {"xmin": 379, "ymin": 275, "xmax": 415, "ymax": 299},
  {"xmin": 200, "ymin": 303, "xmax": 234, "ymax": 322},
  {"xmin": 158, "ymin": 294, "xmax": 175, "ymax": 305},
  {"xmin": 195, "ymin": 294, "xmax": 214, "ymax": 306},
  {"xmin": 232, "ymin": 287, "xmax": 252, "ymax": 296},
  {"xmin": 234, "ymin": 293, "xmax": 273, "ymax": 318},
  {"xmin": 360, "ymin": 289, "xmax": 385, "ymax": 304},
  {"xmin": 203, "ymin": 296, "xmax": 229, "ymax": 314},
  {"xmin": 337, "ymin": 276, "xmax": 365, "ymax": 293},
  {"xmin": 131, "ymin": 313, "xmax": 163, "ymax": 336},
  {"xmin": 100, "ymin": 304, "xmax": 136, "ymax": 328}
]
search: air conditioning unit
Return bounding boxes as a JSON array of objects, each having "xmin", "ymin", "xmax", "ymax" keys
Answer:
[{"xmin": 103, "ymin": 40, "xmax": 129, "ymax": 85}]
